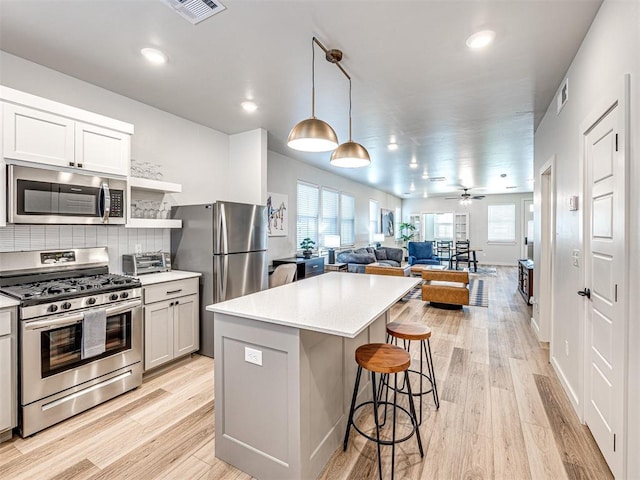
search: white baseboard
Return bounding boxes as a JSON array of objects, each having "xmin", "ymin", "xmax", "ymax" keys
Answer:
[{"xmin": 550, "ymin": 356, "xmax": 582, "ymax": 419}]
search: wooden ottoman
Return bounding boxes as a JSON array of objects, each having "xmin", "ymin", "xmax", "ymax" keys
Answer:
[
  {"xmin": 365, "ymin": 262, "xmax": 411, "ymax": 277},
  {"xmin": 421, "ymin": 270, "xmax": 469, "ymax": 309}
]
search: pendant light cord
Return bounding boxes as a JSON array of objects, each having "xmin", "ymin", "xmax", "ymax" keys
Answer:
[
  {"xmin": 348, "ymin": 78, "xmax": 353, "ymax": 141},
  {"xmin": 311, "ymin": 37, "xmax": 316, "ymax": 118}
]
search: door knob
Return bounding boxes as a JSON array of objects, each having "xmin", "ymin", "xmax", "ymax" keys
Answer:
[{"xmin": 577, "ymin": 288, "xmax": 591, "ymax": 299}]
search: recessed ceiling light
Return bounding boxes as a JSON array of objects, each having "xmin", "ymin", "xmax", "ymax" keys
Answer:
[
  {"xmin": 241, "ymin": 101, "xmax": 258, "ymax": 113},
  {"xmin": 410, "ymin": 163, "xmax": 418, "ymax": 169},
  {"xmin": 410, "ymin": 183, "xmax": 415, "ymax": 191},
  {"xmin": 422, "ymin": 172, "xmax": 429, "ymax": 179},
  {"xmin": 387, "ymin": 143, "xmax": 398, "ymax": 151},
  {"xmin": 466, "ymin": 30, "xmax": 496, "ymax": 49},
  {"xmin": 141, "ymin": 47, "xmax": 168, "ymax": 65}
]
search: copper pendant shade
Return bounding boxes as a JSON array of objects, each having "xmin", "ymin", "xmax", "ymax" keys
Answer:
[
  {"xmin": 287, "ymin": 117, "xmax": 338, "ymax": 152},
  {"xmin": 288, "ymin": 37, "xmax": 370, "ymax": 167},
  {"xmin": 287, "ymin": 38, "xmax": 339, "ymax": 152},
  {"xmin": 330, "ymin": 141, "xmax": 370, "ymax": 168}
]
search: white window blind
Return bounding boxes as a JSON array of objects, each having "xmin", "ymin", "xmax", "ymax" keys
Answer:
[
  {"xmin": 369, "ymin": 200, "xmax": 379, "ymax": 242},
  {"xmin": 321, "ymin": 189, "xmax": 339, "ymax": 240},
  {"xmin": 340, "ymin": 193, "xmax": 355, "ymax": 245},
  {"xmin": 297, "ymin": 182, "xmax": 319, "ymax": 248},
  {"xmin": 488, "ymin": 204, "xmax": 516, "ymax": 242}
]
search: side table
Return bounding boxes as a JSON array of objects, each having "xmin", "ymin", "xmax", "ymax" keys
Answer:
[{"xmin": 325, "ymin": 262, "xmax": 347, "ymax": 272}]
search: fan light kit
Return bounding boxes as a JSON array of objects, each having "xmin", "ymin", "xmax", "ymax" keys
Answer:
[
  {"xmin": 445, "ymin": 187, "xmax": 486, "ymax": 205},
  {"xmin": 289, "ymin": 37, "xmax": 370, "ymax": 168}
]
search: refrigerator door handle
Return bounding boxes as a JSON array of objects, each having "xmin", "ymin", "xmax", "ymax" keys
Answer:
[
  {"xmin": 220, "ymin": 254, "xmax": 228, "ymax": 301},
  {"xmin": 217, "ymin": 203, "xmax": 229, "ymax": 255}
]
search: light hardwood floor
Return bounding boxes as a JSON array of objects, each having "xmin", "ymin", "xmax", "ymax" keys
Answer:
[{"xmin": 0, "ymin": 267, "xmax": 612, "ymax": 480}]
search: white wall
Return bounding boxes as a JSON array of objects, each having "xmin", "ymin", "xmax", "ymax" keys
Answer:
[
  {"xmin": 267, "ymin": 150, "xmax": 402, "ymax": 262},
  {"xmin": 533, "ymin": 1, "xmax": 640, "ymax": 477},
  {"xmin": 402, "ymin": 193, "xmax": 533, "ymax": 266},
  {"xmin": 228, "ymin": 129, "xmax": 268, "ymax": 206}
]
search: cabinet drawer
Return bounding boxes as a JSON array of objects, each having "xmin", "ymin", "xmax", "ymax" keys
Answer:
[
  {"xmin": 144, "ymin": 278, "xmax": 198, "ymax": 304},
  {"xmin": 304, "ymin": 258, "xmax": 324, "ymax": 276},
  {"xmin": 0, "ymin": 309, "xmax": 12, "ymax": 336}
]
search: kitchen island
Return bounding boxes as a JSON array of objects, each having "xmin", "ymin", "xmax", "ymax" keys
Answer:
[{"xmin": 207, "ymin": 272, "xmax": 420, "ymax": 480}]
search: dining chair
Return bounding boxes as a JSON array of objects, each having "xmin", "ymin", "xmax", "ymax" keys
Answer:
[{"xmin": 269, "ymin": 264, "xmax": 297, "ymax": 288}]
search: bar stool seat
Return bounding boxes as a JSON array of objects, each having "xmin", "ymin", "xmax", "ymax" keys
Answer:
[
  {"xmin": 344, "ymin": 343, "xmax": 423, "ymax": 480},
  {"xmin": 385, "ymin": 322, "xmax": 439, "ymax": 425},
  {"xmin": 356, "ymin": 343, "xmax": 411, "ymax": 373}
]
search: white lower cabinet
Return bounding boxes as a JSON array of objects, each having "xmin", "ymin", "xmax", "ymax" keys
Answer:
[
  {"xmin": 0, "ymin": 307, "xmax": 17, "ymax": 441},
  {"xmin": 143, "ymin": 278, "xmax": 199, "ymax": 371}
]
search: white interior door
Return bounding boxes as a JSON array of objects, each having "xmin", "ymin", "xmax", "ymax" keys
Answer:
[{"xmin": 583, "ymin": 94, "xmax": 626, "ymax": 478}]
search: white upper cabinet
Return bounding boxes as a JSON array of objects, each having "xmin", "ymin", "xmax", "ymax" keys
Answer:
[
  {"xmin": 1, "ymin": 86, "xmax": 133, "ymax": 177},
  {"xmin": 3, "ymin": 103, "xmax": 75, "ymax": 167},
  {"xmin": 75, "ymin": 122, "xmax": 130, "ymax": 176}
]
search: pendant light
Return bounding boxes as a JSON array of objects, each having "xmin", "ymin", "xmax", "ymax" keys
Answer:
[
  {"xmin": 287, "ymin": 38, "xmax": 339, "ymax": 152},
  {"xmin": 330, "ymin": 76, "xmax": 371, "ymax": 168}
]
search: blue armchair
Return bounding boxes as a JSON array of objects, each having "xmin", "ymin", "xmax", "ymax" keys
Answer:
[{"xmin": 407, "ymin": 241, "xmax": 440, "ymax": 266}]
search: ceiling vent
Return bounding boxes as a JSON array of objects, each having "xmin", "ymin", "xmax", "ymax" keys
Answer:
[
  {"xmin": 429, "ymin": 176, "xmax": 447, "ymax": 182},
  {"xmin": 161, "ymin": 0, "xmax": 226, "ymax": 25}
]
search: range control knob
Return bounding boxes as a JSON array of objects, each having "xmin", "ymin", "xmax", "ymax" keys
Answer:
[
  {"xmin": 87, "ymin": 297, "xmax": 97, "ymax": 305},
  {"xmin": 47, "ymin": 304, "xmax": 58, "ymax": 313},
  {"xmin": 120, "ymin": 292, "xmax": 129, "ymax": 299},
  {"xmin": 110, "ymin": 293, "xmax": 119, "ymax": 301},
  {"xmin": 61, "ymin": 302, "xmax": 72, "ymax": 310}
]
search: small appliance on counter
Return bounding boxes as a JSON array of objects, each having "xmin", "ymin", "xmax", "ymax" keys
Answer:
[{"xmin": 122, "ymin": 252, "xmax": 171, "ymax": 276}]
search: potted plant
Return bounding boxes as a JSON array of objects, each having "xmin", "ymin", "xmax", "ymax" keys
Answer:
[
  {"xmin": 300, "ymin": 237, "xmax": 316, "ymax": 259},
  {"xmin": 399, "ymin": 222, "xmax": 416, "ymax": 260}
]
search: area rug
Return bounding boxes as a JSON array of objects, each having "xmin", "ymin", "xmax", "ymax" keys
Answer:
[{"xmin": 402, "ymin": 279, "xmax": 488, "ymax": 308}]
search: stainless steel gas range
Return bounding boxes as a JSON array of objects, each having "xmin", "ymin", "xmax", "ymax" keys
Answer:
[{"xmin": 0, "ymin": 248, "xmax": 142, "ymax": 437}]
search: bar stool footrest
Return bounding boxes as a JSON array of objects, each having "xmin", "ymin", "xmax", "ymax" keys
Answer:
[{"xmin": 350, "ymin": 401, "xmax": 419, "ymax": 446}]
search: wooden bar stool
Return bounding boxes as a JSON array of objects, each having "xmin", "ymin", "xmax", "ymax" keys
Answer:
[
  {"xmin": 384, "ymin": 322, "xmax": 439, "ymax": 425},
  {"xmin": 343, "ymin": 343, "xmax": 423, "ymax": 480}
]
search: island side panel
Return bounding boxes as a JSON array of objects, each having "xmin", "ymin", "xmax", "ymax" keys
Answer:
[
  {"xmin": 214, "ymin": 313, "xmax": 302, "ymax": 479},
  {"xmin": 300, "ymin": 311, "xmax": 389, "ymax": 479}
]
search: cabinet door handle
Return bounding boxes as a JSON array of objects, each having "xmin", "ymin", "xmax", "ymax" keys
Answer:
[
  {"xmin": 166, "ymin": 289, "xmax": 183, "ymax": 295},
  {"xmin": 170, "ymin": 302, "xmax": 174, "ymax": 307},
  {"xmin": 175, "ymin": 300, "xmax": 179, "ymax": 305},
  {"xmin": 77, "ymin": 163, "xmax": 83, "ymax": 168},
  {"xmin": 69, "ymin": 161, "xmax": 75, "ymax": 167}
]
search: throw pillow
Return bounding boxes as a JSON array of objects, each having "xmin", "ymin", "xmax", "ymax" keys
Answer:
[{"xmin": 375, "ymin": 249, "xmax": 388, "ymax": 260}]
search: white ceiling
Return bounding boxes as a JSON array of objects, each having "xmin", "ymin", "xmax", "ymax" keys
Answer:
[{"xmin": 0, "ymin": 0, "xmax": 601, "ymax": 198}]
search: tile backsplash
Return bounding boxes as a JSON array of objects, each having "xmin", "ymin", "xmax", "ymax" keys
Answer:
[{"xmin": 0, "ymin": 224, "xmax": 170, "ymax": 274}]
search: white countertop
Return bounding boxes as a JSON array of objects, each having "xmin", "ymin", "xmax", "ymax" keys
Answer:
[
  {"xmin": 136, "ymin": 270, "xmax": 201, "ymax": 286},
  {"xmin": 0, "ymin": 294, "xmax": 20, "ymax": 308},
  {"xmin": 208, "ymin": 272, "xmax": 420, "ymax": 338}
]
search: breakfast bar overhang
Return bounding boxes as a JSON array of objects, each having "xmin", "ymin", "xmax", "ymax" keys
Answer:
[{"xmin": 207, "ymin": 272, "xmax": 420, "ymax": 480}]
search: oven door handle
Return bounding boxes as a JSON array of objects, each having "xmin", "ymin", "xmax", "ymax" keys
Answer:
[{"xmin": 25, "ymin": 300, "xmax": 142, "ymax": 331}]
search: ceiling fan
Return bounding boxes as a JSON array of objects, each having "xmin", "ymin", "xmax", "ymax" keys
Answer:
[{"xmin": 445, "ymin": 188, "xmax": 486, "ymax": 204}]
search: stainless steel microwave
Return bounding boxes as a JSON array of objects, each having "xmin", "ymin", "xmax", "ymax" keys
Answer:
[{"xmin": 8, "ymin": 165, "xmax": 126, "ymax": 224}]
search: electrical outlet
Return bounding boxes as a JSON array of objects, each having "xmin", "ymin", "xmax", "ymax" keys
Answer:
[
  {"xmin": 565, "ymin": 340, "xmax": 569, "ymax": 356},
  {"xmin": 244, "ymin": 347, "xmax": 263, "ymax": 366},
  {"xmin": 135, "ymin": 244, "xmax": 142, "ymax": 255}
]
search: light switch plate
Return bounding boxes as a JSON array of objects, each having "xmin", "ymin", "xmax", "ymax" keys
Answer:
[
  {"xmin": 244, "ymin": 347, "xmax": 263, "ymax": 366},
  {"xmin": 572, "ymin": 249, "xmax": 580, "ymax": 267}
]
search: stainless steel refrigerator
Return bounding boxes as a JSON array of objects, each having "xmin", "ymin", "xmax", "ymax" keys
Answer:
[{"xmin": 171, "ymin": 202, "xmax": 268, "ymax": 358}]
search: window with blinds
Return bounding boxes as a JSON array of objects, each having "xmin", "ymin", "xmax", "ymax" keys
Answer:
[
  {"xmin": 297, "ymin": 182, "xmax": 319, "ymax": 247},
  {"xmin": 488, "ymin": 204, "xmax": 516, "ymax": 242},
  {"xmin": 340, "ymin": 193, "xmax": 355, "ymax": 245},
  {"xmin": 369, "ymin": 200, "xmax": 379, "ymax": 242},
  {"xmin": 321, "ymin": 188, "xmax": 339, "ymax": 242}
]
